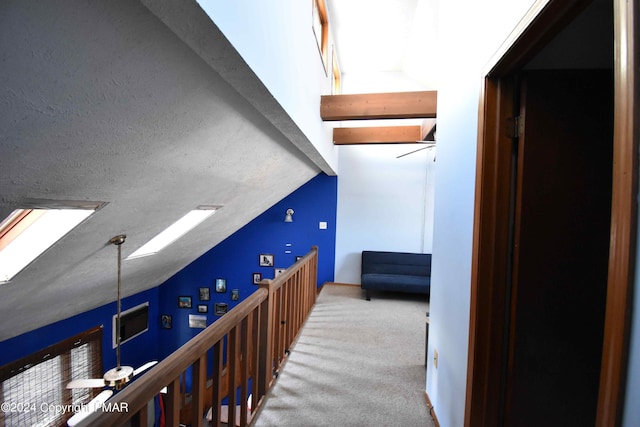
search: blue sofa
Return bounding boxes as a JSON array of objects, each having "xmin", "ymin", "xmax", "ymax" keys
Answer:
[{"xmin": 361, "ymin": 250, "xmax": 431, "ymax": 300}]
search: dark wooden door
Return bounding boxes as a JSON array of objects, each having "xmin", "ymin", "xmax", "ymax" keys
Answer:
[{"xmin": 504, "ymin": 70, "xmax": 613, "ymax": 427}]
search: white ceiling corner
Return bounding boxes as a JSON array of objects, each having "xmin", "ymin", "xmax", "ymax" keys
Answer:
[{"xmin": 326, "ymin": 0, "xmax": 438, "ymax": 90}]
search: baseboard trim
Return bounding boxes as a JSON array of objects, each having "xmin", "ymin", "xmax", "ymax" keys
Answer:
[
  {"xmin": 321, "ymin": 282, "xmax": 361, "ymax": 296},
  {"xmin": 324, "ymin": 282, "xmax": 360, "ymax": 287},
  {"xmin": 424, "ymin": 390, "xmax": 440, "ymax": 427}
]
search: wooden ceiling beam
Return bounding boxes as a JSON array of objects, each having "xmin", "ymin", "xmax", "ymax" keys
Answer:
[
  {"xmin": 321, "ymin": 91, "xmax": 437, "ymax": 121},
  {"xmin": 334, "ymin": 120, "xmax": 436, "ymax": 145},
  {"xmin": 333, "ymin": 120, "xmax": 436, "ymax": 145},
  {"xmin": 334, "ymin": 125, "xmax": 421, "ymax": 145}
]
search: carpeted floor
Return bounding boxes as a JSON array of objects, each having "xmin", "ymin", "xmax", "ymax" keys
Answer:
[{"xmin": 252, "ymin": 284, "xmax": 434, "ymax": 427}]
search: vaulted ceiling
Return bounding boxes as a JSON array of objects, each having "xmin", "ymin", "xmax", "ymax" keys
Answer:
[
  {"xmin": 0, "ymin": 0, "xmax": 321, "ymax": 341},
  {"xmin": 0, "ymin": 0, "xmax": 436, "ymax": 342}
]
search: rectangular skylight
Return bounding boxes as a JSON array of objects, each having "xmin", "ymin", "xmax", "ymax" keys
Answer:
[
  {"xmin": 0, "ymin": 207, "xmax": 98, "ymax": 283},
  {"xmin": 126, "ymin": 206, "xmax": 220, "ymax": 260}
]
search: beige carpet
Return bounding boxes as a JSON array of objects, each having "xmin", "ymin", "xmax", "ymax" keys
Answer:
[{"xmin": 252, "ymin": 284, "xmax": 434, "ymax": 427}]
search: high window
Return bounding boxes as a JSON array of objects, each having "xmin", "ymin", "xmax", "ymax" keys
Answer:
[
  {"xmin": 312, "ymin": 0, "xmax": 329, "ymax": 74},
  {"xmin": 332, "ymin": 48, "xmax": 342, "ymax": 94}
]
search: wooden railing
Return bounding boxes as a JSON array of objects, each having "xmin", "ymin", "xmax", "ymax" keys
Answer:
[{"xmin": 76, "ymin": 246, "xmax": 318, "ymax": 427}]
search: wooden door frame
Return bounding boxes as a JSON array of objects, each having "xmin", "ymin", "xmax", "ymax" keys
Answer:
[{"xmin": 465, "ymin": 0, "xmax": 638, "ymax": 426}]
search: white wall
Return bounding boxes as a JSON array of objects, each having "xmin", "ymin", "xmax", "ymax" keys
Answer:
[
  {"xmin": 333, "ymin": 46, "xmax": 438, "ymax": 285},
  {"xmin": 427, "ymin": 1, "xmax": 535, "ymax": 426},
  {"xmin": 196, "ymin": 0, "xmax": 338, "ymax": 172},
  {"xmin": 341, "ymin": 71, "xmax": 431, "ymax": 94},
  {"xmin": 334, "ymin": 144, "xmax": 436, "ymax": 283}
]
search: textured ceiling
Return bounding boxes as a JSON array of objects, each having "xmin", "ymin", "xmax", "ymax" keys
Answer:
[
  {"xmin": 0, "ymin": 0, "xmax": 321, "ymax": 340},
  {"xmin": 0, "ymin": 0, "xmax": 441, "ymax": 342}
]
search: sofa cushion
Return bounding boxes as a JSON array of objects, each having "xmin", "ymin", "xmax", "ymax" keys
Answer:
[{"xmin": 361, "ymin": 273, "xmax": 430, "ymax": 294}]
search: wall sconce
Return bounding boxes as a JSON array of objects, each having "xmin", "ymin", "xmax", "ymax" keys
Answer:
[{"xmin": 284, "ymin": 209, "xmax": 294, "ymax": 223}]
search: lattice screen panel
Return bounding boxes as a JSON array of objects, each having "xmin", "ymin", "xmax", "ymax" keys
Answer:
[{"xmin": 0, "ymin": 327, "xmax": 102, "ymax": 427}]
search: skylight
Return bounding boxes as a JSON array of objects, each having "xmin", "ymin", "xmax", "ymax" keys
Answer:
[
  {"xmin": 0, "ymin": 207, "xmax": 98, "ymax": 283},
  {"xmin": 126, "ymin": 206, "xmax": 220, "ymax": 260}
]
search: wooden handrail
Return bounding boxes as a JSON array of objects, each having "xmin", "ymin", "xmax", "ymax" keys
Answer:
[
  {"xmin": 260, "ymin": 247, "xmax": 318, "ymax": 384},
  {"xmin": 75, "ymin": 246, "xmax": 318, "ymax": 427}
]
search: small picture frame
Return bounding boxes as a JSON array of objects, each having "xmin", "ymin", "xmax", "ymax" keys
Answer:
[
  {"xmin": 259, "ymin": 254, "xmax": 274, "ymax": 267},
  {"xmin": 295, "ymin": 255, "xmax": 303, "ymax": 262},
  {"xmin": 252, "ymin": 272, "xmax": 262, "ymax": 284},
  {"xmin": 215, "ymin": 278, "xmax": 227, "ymax": 293},
  {"xmin": 214, "ymin": 303, "xmax": 228, "ymax": 316},
  {"xmin": 197, "ymin": 304, "xmax": 208, "ymax": 313},
  {"xmin": 189, "ymin": 314, "xmax": 207, "ymax": 329},
  {"xmin": 161, "ymin": 314, "xmax": 172, "ymax": 329},
  {"xmin": 274, "ymin": 267, "xmax": 286, "ymax": 277},
  {"xmin": 178, "ymin": 296, "xmax": 192, "ymax": 309},
  {"xmin": 199, "ymin": 287, "xmax": 210, "ymax": 301},
  {"xmin": 231, "ymin": 289, "xmax": 240, "ymax": 301}
]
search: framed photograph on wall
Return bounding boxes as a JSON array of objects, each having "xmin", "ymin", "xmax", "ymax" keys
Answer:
[
  {"xmin": 199, "ymin": 287, "xmax": 210, "ymax": 301},
  {"xmin": 215, "ymin": 278, "xmax": 227, "ymax": 293},
  {"xmin": 197, "ymin": 304, "xmax": 208, "ymax": 313},
  {"xmin": 252, "ymin": 272, "xmax": 262, "ymax": 284},
  {"xmin": 214, "ymin": 303, "xmax": 228, "ymax": 316},
  {"xmin": 259, "ymin": 254, "xmax": 274, "ymax": 267},
  {"xmin": 231, "ymin": 289, "xmax": 240, "ymax": 301},
  {"xmin": 275, "ymin": 268, "xmax": 286, "ymax": 277},
  {"xmin": 188, "ymin": 314, "xmax": 207, "ymax": 329},
  {"xmin": 161, "ymin": 314, "xmax": 172, "ymax": 329},
  {"xmin": 178, "ymin": 296, "xmax": 192, "ymax": 309}
]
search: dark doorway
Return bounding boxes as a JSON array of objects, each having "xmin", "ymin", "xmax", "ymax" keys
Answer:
[
  {"xmin": 504, "ymin": 70, "xmax": 613, "ymax": 426},
  {"xmin": 465, "ymin": 0, "xmax": 637, "ymax": 426}
]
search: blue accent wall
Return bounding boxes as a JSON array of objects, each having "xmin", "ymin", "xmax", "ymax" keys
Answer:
[
  {"xmin": 0, "ymin": 287, "xmax": 160, "ymax": 371},
  {"xmin": 157, "ymin": 173, "xmax": 337, "ymax": 358},
  {"xmin": 0, "ymin": 173, "xmax": 337, "ymax": 379}
]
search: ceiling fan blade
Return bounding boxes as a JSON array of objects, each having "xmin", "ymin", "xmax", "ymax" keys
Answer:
[
  {"xmin": 66, "ymin": 378, "xmax": 105, "ymax": 389},
  {"xmin": 133, "ymin": 361, "xmax": 158, "ymax": 376},
  {"xmin": 66, "ymin": 390, "xmax": 113, "ymax": 426},
  {"xmin": 396, "ymin": 144, "xmax": 434, "ymax": 159}
]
